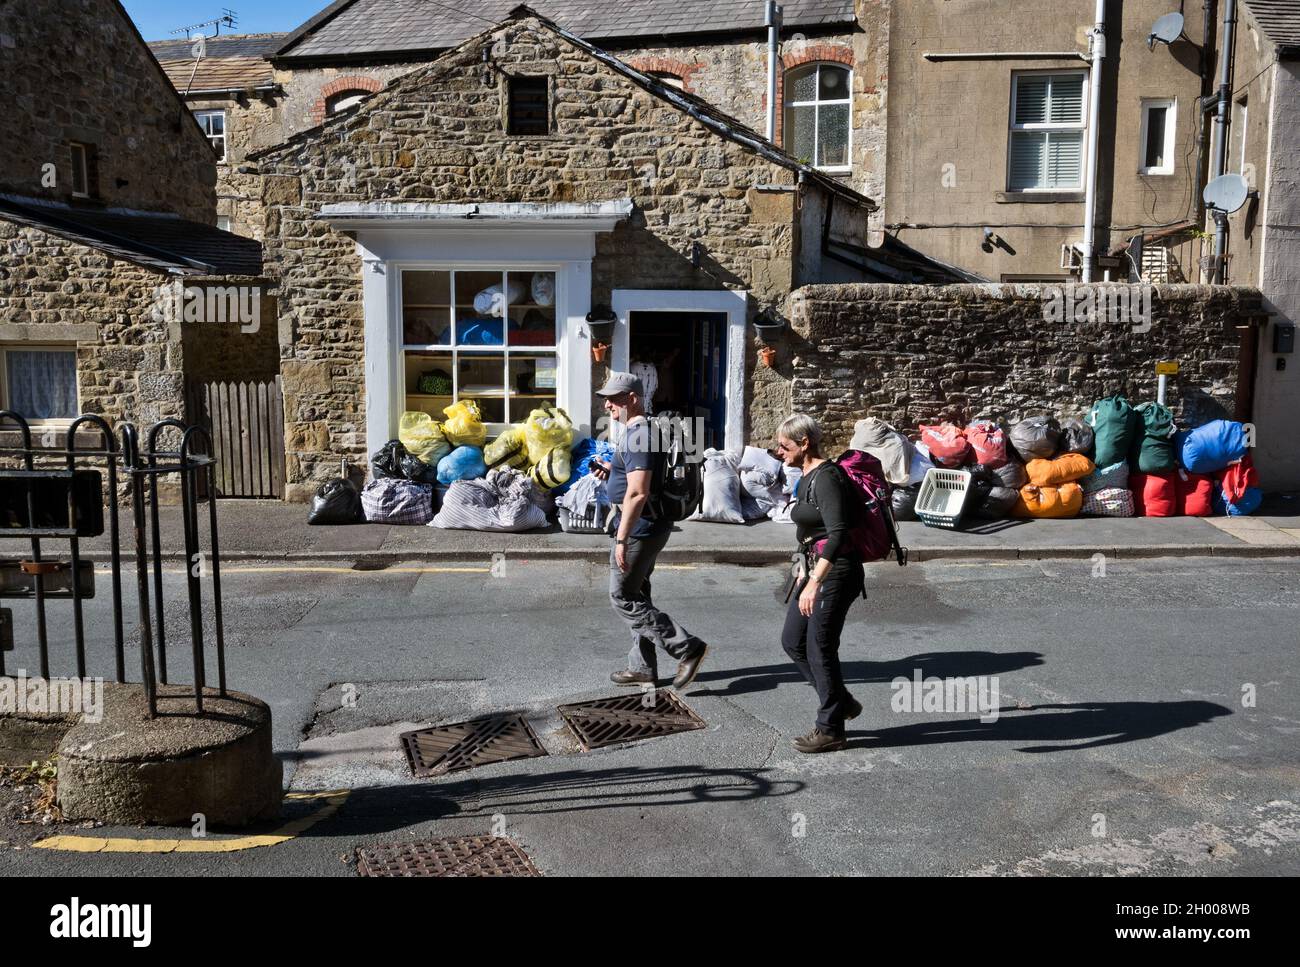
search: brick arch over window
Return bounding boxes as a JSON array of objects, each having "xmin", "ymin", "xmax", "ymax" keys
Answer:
[
  {"xmin": 766, "ymin": 44, "xmax": 855, "ymax": 148},
  {"xmin": 310, "ymin": 75, "xmax": 384, "ymax": 124},
  {"xmin": 625, "ymin": 56, "xmax": 706, "ymax": 94}
]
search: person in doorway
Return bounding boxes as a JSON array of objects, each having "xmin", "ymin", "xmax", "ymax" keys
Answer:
[
  {"xmin": 591, "ymin": 371, "xmax": 708, "ymax": 689},
  {"xmin": 776, "ymin": 413, "xmax": 864, "ymax": 753}
]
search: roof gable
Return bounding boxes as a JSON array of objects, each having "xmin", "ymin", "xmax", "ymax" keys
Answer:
[
  {"xmin": 254, "ymin": 8, "xmax": 876, "ymax": 212},
  {"xmin": 1242, "ymin": 0, "xmax": 1300, "ymax": 53}
]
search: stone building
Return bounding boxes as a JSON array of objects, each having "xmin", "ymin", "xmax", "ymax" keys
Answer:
[
  {"xmin": 252, "ymin": 8, "xmax": 962, "ymax": 500},
  {"xmin": 149, "ymin": 33, "xmax": 289, "ymax": 240},
  {"xmin": 1212, "ymin": 1, "xmax": 1300, "ymax": 489},
  {"xmin": 187, "ymin": 1, "xmax": 888, "ymax": 208},
  {"xmin": 0, "ymin": 0, "xmax": 267, "ymax": 443}
]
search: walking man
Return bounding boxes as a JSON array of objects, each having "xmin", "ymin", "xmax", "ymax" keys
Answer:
[{"xmin": 592, "ymin": 371, "xmax": 708, "ymax": 689}]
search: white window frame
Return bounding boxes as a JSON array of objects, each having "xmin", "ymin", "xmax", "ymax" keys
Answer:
[
  {"xmin": 1235, "ymin": 96, "xmax": 1249, "ymax": 176},
  {"xmin": 0, "ymin": 344, "xmax": 80, "ymax": 427},
  {"xmin": 216, "ymin": 215, "xmax": 232, "ymax": 233},
  {"xmin": 327, "ymin": 91, "xmax": 369, "ymax": 115},
  {"xmin": 194, "ymin": 109, "xmax": 227, "ymax": 161},
  {"xmin": 783, "ymin": 62, "xmax": 854, "ymax": 173},
  {"xmin": 69, "ymin": 143, "xmax": 89, "ymax": 198},
  {"xmin": 1138, "ymin": 98, "xmax": 1177, "ymax": 175},
  {"xmin": 397, "ymin": 265, "xmax": 565, "ymax": 435},
  {"xmin": 1007, "ymin": 70, "xmax": 1088, "ymax": 192}
]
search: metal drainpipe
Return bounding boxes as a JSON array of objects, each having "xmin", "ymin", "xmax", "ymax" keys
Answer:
[
  {"xmin": 1212, "ymin": 0, "xmax": 1237, "ymax": 283},
  {"xmin": 766, "ymin": 1, "xmax": 782, "ymax": 142},
  {"xmin": 1081, "ymin": 0, "xmax": 1107, "ymax": 283}
]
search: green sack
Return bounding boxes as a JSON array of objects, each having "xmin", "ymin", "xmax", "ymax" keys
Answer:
[
  {"xmin": 418, "ymin": 370, "xmax": 452, "ymax": 396},
  {"xmin": 1129, "ymin": 402, "xmax": 1178, "ymax": 473},
  {"xmin": 1087, "ymin": 396, "xmax": 1140, "ymax": 468}
]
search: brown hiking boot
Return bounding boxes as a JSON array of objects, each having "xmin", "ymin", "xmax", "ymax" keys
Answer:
[
  {"xmin": 610, "ymin": 670, "xmax": 656, "ymax": 686},
  {"xmin": 672, "ymin": 643, "xmax": 708, "ymax": 690},
  {"xmin": 793, "ymin": 728, "xmax": 847, "ymax": 754}
]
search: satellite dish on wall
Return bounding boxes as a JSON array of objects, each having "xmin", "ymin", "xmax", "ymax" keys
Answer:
[
  {"xmin": 1204, "ymin": 173, "xmax": 1250, "ymax": 214},
  {"xmin": 1148, "ymin": 12, "xmax": 1185, "ymax": 49}
]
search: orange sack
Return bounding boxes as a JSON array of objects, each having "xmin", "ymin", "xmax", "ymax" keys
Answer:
[
  {"xmin": 1025, "ymin": 453, "xmax": 1095, "ymax": 487},
  {"xmin": 1013, "ymin": 483, "xmax": 1084, "ymax": 519}
]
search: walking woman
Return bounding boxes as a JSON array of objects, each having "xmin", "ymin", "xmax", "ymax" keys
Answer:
[{"xmin": 776, "ymin": 414, "xmax": 864, "ymax": 753}]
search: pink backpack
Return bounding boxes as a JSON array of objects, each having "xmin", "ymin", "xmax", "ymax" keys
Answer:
[{"xmin": 809, "ymin": 451, "xmax": 907, "ymax": 566}]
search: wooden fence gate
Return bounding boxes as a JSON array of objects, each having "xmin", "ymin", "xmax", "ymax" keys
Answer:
[{"xmin": 186, "ymin": 378, "xmax": 285, "ymax": 499}]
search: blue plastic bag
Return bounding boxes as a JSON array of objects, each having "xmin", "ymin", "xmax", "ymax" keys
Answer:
[
  {"xmin": 1212, "ymin": 484, "xmax": 1263, "ymax": 516},
  {"xmin": 553, "ymin": 438, "xmax": 616, "ymax": 495},
  {"xmin": 1178, "ymin": 421, "xmax": 1248, "ymax": 474},
  {"xmin": 455, "ymin": 318, "xmax": 506, "ymax": 346},
  {"xmin": 437, "ymin": 446, "xmax": 488, "ymax": 485}
]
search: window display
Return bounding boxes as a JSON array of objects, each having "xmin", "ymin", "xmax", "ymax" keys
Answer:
[{"xmin": 402, "ymin": 268, "xmax": 558, "ymax": 427}]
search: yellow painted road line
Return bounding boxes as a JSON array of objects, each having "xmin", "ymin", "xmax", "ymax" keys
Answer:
[
  {"xmin": 32, "ymin": 790, "xmax": 349, "ymax": 854},
  {"xmin": 141, "ymin": 566, "xmax": 493, "ymax": 575}
]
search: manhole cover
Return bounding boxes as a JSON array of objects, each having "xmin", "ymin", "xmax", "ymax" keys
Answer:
[
  {"xmin": 557, "ymin": 690, "xmax": 706, "ymax": 751},
  {"xmin": 356, "ymin": 837, "xmax": 542, "ymax": 877},
  {"xmin": 400, "ymin": 713, "xmax": 547, "ymax": 777}
]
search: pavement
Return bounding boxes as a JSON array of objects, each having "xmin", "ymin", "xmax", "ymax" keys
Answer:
[
  {"xmin": 1, "ymin": 554, "xmax": 1298, "ymax": 876},
  {"xmin": 63, "ymin": 491, "xmax": 1300, "ymax": 564}
]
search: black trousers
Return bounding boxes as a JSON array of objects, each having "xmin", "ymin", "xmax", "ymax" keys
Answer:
[{"xmin": 781, "ymin": 556, "xmax": 864, "ymax": 734}]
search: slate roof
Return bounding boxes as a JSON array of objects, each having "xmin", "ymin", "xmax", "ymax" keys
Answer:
[
  {"xmin": 1242, "ymin": 1, "xmax": 1300, "ymax": 54},
  {"xmin": 0, "ymin": 195, "xmax": 263, "ymax": 277},
  {"xmin": 149, "ymin": 33, "xmax": 286, "ymax": 92},
  {"xmin": 275, "ymin": 0, "xmax": 857, "ymax": 61}
]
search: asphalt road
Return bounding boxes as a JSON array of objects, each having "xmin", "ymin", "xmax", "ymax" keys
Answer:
[{"xmin": 2, "ymin": 554, "xmax": 1299, "ymax": 876}]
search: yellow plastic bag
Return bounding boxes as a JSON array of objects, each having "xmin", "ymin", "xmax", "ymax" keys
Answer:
[
  {"xmin": 398, "ymin": 412, "xmax": 452, "ymax": 467},
  {"xmin": 443, "ymin": 400, "xmax": 487, "ymax": 449},
  {"xmin": 524, "ymin": 406, "xmax": 574, "ymax": 464},
  {"xmin": 529, "ymin": 447, "xmax": 572, "ymax": 490},
  {"xmin": 485, "ymin": 426, "xmax": 529, "ymax": 470}
]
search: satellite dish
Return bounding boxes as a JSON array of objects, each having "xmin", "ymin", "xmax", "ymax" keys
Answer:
[
  {"xmin": 1204, "ymin": 173, "xmax": 1250, "ymax": 214},
  {"xmin": 1148, "ymin": 12, "xmax": 1185, "ymax": 48}
]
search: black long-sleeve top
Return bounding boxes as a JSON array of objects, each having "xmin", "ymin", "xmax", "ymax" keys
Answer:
[{"xmin": 791, "ymin": 461, "xmax": 851, "ymax": 562}]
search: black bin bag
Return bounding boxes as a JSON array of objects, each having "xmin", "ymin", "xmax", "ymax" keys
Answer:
[{"xmin": 308, "ymin": 478, "xmax": 362, "ymax": 525}]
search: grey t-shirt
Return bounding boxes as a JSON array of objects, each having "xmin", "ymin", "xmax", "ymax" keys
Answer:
[{"xmin": 607, "ymin": 418, "xmax": 669, "ymax": 538}]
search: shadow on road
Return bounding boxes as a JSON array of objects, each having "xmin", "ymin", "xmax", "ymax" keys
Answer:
[
  {"xmin": 849, "ymin": 700, "xmax": 1233, "ymax": 753},
  {"xmin": 691, "ymin": 651, "xmax": 1046, "ymax": 698},
  {"xmin": 295, "ymin": 765, "xmax": 805, "ymax": 837}
]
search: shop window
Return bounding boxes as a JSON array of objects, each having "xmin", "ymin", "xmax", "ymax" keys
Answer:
[
  {"xmin": 0, "ymin": 345, "xmax": 79, "ymax": 423},
  {"xmin": 401, "ymin": 269, "xmax": 558, "ymax": 428},
  {"xmin": 1008, "ymin": 71, "xmax": 1086, "ymax": 191},
  {"xmin": 783, "ymin": 63, "xmax": 852, "ymax": 171},
  {"xmin": 508, "ymin": 76, "xmax": 550, "ymax": 135}
]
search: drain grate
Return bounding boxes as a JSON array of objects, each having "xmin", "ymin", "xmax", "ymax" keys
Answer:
[
  {"xmin": 557, "ymin": 690, "xmax": 706, "ymax": 751},
  {"xmin": 400, "ymin": 713, "xmax": 547, "ymax": 777},
  {"xmin": 356, "ymin": 837, "xmax": 542, "ymax": 877}
]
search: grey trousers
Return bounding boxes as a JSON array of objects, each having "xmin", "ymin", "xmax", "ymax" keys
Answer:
[{"xmin": 610, "ymin": 528, "xmax": 704, "ymax": 676}]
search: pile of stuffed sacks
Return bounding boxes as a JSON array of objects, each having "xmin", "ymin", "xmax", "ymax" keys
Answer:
[
  {"xmin": 308, "ymin": 400, "xmax": 622, "ymax": 532},
  {"xmin": 687, "ymin": 446, "xmax": 803, "ymax": 524},
  {"xmin": 851, "ymin": 398, "xmax": 1260, "ymax": 523}
]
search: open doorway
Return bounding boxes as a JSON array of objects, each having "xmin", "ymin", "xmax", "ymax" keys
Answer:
[{"xmin": 628, "ymin": 311, "xmax": 728, "ymax": 449}]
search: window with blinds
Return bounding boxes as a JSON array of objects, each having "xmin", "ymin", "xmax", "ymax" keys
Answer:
[{"xmin": 1007, "ymin": 72, "xmax": 1087, "ymax": 191}]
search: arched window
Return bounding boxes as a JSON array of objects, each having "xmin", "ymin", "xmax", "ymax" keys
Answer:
[
  {"xmin": 783, "ymin": 63, "xmax": 852, "ymax": 171},
  {"xmin": 648, "ymin": 70, "xmax": 684, "ymax": 90},
  {"xmin": 327, "ymin": 89, "xmax": 370, "ymax": 114}
]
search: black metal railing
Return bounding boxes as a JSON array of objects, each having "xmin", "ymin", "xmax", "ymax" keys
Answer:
[{"xmin": 0, "ymin": 412, "xmax": 226, "ymax": 717}]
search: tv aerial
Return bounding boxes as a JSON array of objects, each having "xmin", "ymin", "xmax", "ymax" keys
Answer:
[
  {"xmin": 1147, "ymin": 12, "xmax": 1185, "ymax": 50},
  {"xmin": 1203, "ymin": 173, "xmax": 1251, "ymax": 214},
  {"xmin": 170, "ymin": 9, "xmax": 238, "ymax": 38}
]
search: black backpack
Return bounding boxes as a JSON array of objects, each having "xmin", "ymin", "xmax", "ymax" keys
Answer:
[{"xmin": 647, "ymin": 415, "xmax": 703, "ymax": 522}]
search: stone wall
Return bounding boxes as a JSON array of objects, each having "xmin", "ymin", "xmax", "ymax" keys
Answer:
[
  {"xmin": 0, "ymin": 220, "xmax": 188, "ymax": 430},
  {"xmin": 258, "ymin": 17, "xmax": 838, "ymax": 498},
  {"xmin": 188, "ymin": 95, "xmax": 284, "ymax": 239},
  {"xmin": 784, "ymin": 283, "xmax": 1265, "ymax": 454},
  {"xmin": 0, "ymin": 0, "xmax": 216, "ymax": 222}
]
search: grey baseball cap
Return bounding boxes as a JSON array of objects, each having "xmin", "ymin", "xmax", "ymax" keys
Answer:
[{"xmin": 596, "ymin": 371, "xmax": 644, "ymax": 397}]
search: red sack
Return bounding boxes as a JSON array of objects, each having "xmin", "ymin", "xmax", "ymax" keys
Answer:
[
  {"xmin": 1175, "ymin": 469, "xmax": 1213, "ymax": 517},
  {"xmin": 965, "ymin": 420, "xmax": 1009, "ymax": 468},
  {"xmin": 919, "ymin": 423, "xmax": 972, "ymax": 468},
  {"xmin": 1130, "ymin": 470, "xmax": 1177, "ymax": 517},
  {"xmin": 1216, "ymin": 454, "xmax": 1259, "ymax": 504}
]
